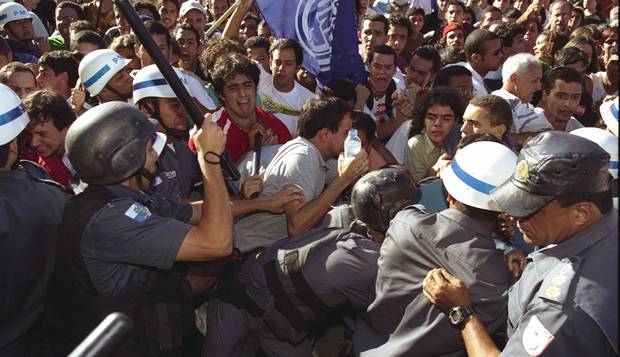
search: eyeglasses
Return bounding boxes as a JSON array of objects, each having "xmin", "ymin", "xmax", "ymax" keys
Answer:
[
  {"xmin": 456, "ymin": 87, "xmax": 474, "ymax": 96},
  {"xmin": 56, "ymin": 16, "xmax": 78, "ymax": 22},
  {"xmin": 604, "ymin": 38, "xmax": 617, "ymax": 45}
]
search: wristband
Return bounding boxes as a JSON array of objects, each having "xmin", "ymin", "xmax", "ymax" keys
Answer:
[{"xmin": 203, "ymin": 151, "xmax": 221, "ymax": 164}]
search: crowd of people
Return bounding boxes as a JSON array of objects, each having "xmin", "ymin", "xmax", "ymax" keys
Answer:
[{"xmin": 1, "ymin": 0, "xmax": 618, "ymax": 355}]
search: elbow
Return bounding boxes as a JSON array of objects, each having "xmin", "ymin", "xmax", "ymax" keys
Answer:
[
  {"xmin": 287, "ymin": 221, "xmax": 304, "ymax": 237},
  {"xmin": 210, "ymin": 240, "xmax": 233, "ymax": 259}
]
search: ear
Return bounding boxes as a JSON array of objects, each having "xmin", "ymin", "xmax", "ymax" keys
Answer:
[
  {"xmin": 471, "ymin": 53, "xmax": 481, "ymax": 63},
  {"xmin": 496, "ymin": 123, "xmax": 507, "ymax": 139},
  {"xmin": 59, "ymin": 71, "xmax": 69, "ymax": 83},
  {"xmin": 316, "ymin": 127, "xmax": 331, "ymax": 143},
  {"xmin": 572, "ymin": 201, "xmax": 599, "ymax": 228},
  {"xmin": 509, "ymin": 72, "xmax": 518, "ymax": 86}
]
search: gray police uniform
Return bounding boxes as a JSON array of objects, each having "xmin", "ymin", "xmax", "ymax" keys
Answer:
[
  {"xmin": 205, "ymin": 206, "xmax": 380, "ymax": 357},
  {"xmin": 500, "ymin": 211, "xmax": 618, "ymax": 356},
  {"xmin": 353, "ymin": 206, "xmax": 511, "ymax": 356},
  {"xmin": 0, "ymin": 164, "xmax": 66, "ymax": 354},
  {"xmin": 153, "ymin": 141, "xmax": 202, "ymax": 200}
]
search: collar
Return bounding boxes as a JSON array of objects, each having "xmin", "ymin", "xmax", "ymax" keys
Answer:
[
  {"xmin": 439, "ymin": 208, "xmax": 496, "ymax": 239},
  {"xmin": 529, "ymin": 211, "xmax": 617, "ymax": 263},
  {"xmin": 421, "ymin": 130, "xmax": 441, "ymax": 154}
]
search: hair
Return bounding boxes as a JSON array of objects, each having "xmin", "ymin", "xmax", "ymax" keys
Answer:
[
  {"xmin": 56, "ymin": 1, "xmax": 85, "ymax": 19},
  {"xmin": 542, "ymin": 66, "xmax": 583, "ymax": 93},
  {"xmin": 446, "ymin": 0, "xmax": 465, "ymax": 11},
  {"xmin": 433, "ymin": 64, "xmax": 472, "ymax": 87},
  {"xmin": 554, "ymin": 46, "xmax": 588, "ymax": 68},
  {"xmin": 412, "ymin": 45, "xmax": 442, "ymax": 74},
  {"xmin": 469, "ymin": 94, "xmax": 513, "ymax": 129},
  {"xmin": 200, "ymin": 38, "xmax": 245, "ymax": 83},
  {"xmin": 352, "ymin": 110, "xmax": 377, "ymax": 140},
  {"xmin": 38, "ymin": 50, "xmax": 79, "ymax": 87},
  {"xmin": 244, "ymin": 35, "xmax": 270, "ymax": 51},
  {"xmin": 174, "ymin": 23, "xmax": 201, "ymax": 44},
  {"xmin": 503, "ymin": 7, "xmax": 522, "ymax": 19},
  {"xmin": 463, "ymin": 6, "xmax": 476, "ymax": 22},
  {"xmin": 570, "ymin": 6, "xmax": 585, "ymax": 26},
  {"xmin": 601, "ymin": 26, "xmax": 618, "ymax": 43},
  {"xmin": 493, "ymin": 23, "xmax": 527, "ymax": 48},
  {"xmin": 464, "ymin": 29, "xmax": 499, "ymax": 59},
  {"xmin": 406, "ymin": 6, "xmax": 426, "ymax": 19},
  {"xmin": 143, "ymin": 20, "xmax": 171, "ymax": 48},
  {"xmin": 23, "ymin": 89, "xmax": 75, "ymax": 131},
  {"xmin": 389, "ymin": 13, "xmax": 411, "ymax": 37},
  {"xmin": 363, "ymin": 12, "xmax": 389, "ymax": 35},
  {"xmin": 322, "ymin": 78, "xmax": 356, "ymax": 105},
  {"xmin": 157, "ymin": 0, "xmax": 180, "ymax": 11},
  {"xmin": 69, "ymin": 20, "xmax": 97, "ymax": 34},
  {"xmin": 134, "ymin": 1, "xmax": 161, "ymax": 21},
  {"xmin": 298, "ymin": 95, "xmax": 352, "ymax": 139},
  {"xmin": 70, "ymin": 30, "xmax": 105, "ymax": 52},
  {"xmin": 557, "ymin": 189, "xmax": 612, "ymax": 215},
  {"xmin": 0, "ymin": 62, "xmax": 35, "ymax": 84},
  {"xmin": 456, "ymin": 132, "xmax": 502, "ymax": 150},
  {"xmin": 0, "ymin": 37, "xmax": 11, "ymax": 58},
  {"xmin": 502, "ymin": 52, "xmax": 540, "ymax": 84},
  {"xmin": 270, "ymin": 38, "xmax": 303, "ymax": 65},
  {"xmin": 109, "ymin": 33, "xmax": 137, "ymax": 51},
  {"xmin": 366, "ymin": 43, "xmax": 396, "ymax": 65},
  {"xmin": 211, "ymin": 54, "xmax": 260, "ymax": 95},
  {"xmin": 481, "ymin": 5, "xmax": 502, "ymax": 20},
  {"xmin": 243, "ymin": 12, "xmax": 259, "ymax": 25},
  {"xmin": 536, "ymin": 30, "xmax": 569, "ymax": 63},
  {"xmin": 565, "ymin": 36, "xmax": 597, "ymax": 73},
  {"xmin": 439, "ymin": 46, "xmax": 466, "ymax": 66},
  {"xmin": 409, "ymin": 87, "xmax": 464, "ymax": 138},
  {"xmin": 550, "ymin": 0, "xmax": 572, "ymax": 15}
]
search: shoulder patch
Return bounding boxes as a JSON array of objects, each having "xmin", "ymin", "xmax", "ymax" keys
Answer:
[
  {"xmin": 522, "ymin": 315, "xmax": 555, "ymax": 356},
  {"xmin": 124, "ymin": 202, "xmax": 152, "ymax": 223},
  {"xmin": 538, "ymin": 257, "xmax": 580, "ymax": 305}
]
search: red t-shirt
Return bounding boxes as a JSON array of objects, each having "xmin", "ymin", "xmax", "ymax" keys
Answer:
[
  {"xmin": 20, "ymin": 151, "xmax": 71, "ymax": 188},
  {"xmin": 212, "ymin": 106, "xmax": 292, "ymax": 163}
]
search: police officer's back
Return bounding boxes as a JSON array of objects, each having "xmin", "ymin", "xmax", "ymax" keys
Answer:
[
  {"xmin": 0, "ymin": 83, "xmax": 66, "ymax": 355},
  {"xmin": 46, "ymin": 102, "xmax": 232, "ymax": 356}
]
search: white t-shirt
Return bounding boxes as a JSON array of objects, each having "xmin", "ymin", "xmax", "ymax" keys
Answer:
[
  {"xmin": 589, "ymin": 71, "xmax": 617, "ymax": 104},
  {"xmin": 531, "ymin": 107, "xmax": 584, "ymax": 132},
  {"xmin": 385, "ymin": 119, "xmax": 412, "ymax": 164},
  {"xmin": 492, "ymin": 88, "xmax": 548, "ymax": 133},
  {"xmin": 257, "ymin": 65, "xmax": 313, "ymax": 135}
]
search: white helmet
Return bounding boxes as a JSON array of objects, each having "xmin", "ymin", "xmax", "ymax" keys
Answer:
[
  {"xmin": 571, "ymin": 127, "xmax": 618, "ymax": 179},
  {"xmin": 78, "ymin": 49, "xmax": 130, "ymax": 96},
  {"xmin": 600, "ymin": 97, "xmax": 618, "ymax": 137},
  {"xmin": 132, "ymin": 64, "xmax": 188, "ymax": 104},
  {"xmin": 0, "ymin": 2, "xmax": 30, "ymax": 29},
  {"xmin": 0, "ymin": 83, "xmax": 30, "ymax": 145},
  {"xmin": 443, "ymin": 141, "xmax": 517, "ymax": 211}
]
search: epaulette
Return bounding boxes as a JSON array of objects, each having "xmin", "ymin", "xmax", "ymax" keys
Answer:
[{"xmin": 537, "ymin": 256, "xmax": 582, "ymax": 307}]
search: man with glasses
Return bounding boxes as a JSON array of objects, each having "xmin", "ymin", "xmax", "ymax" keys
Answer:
[
  {"xmin": 48, "ymin": 1, "xmax": 84, "ymax": 51},
  {"xmin": 422, "ymin": 131, "xmax": 617, "ymax": 357}
]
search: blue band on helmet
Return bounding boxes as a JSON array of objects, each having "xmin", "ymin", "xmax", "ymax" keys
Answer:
[
  {"xmin": 450, "ymin": 158, "xmax": 496, "ymax": 194},
  {"xmin": 611, "ymin": 101, "xmax": 618, "ymax": 121},
  {"xmin": 0, "ymin": 103, "xmax": 26, "ymax": 126},
  {"xmin": 84, "ymin": 64, "xmax": 111, "ymax": 89},
  {"xmin": 610, "ymin": 161, "xmax": 618, "ymax": 170},
  {"xmin": 133, "ymin": 78, "xmax": 168, "ymax": 91}
]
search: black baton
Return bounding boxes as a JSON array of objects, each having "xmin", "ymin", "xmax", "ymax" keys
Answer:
[
  {"xmin": 113, "ymin": 0, "xmax": 240, "ymax": 181},
  {"xmin": 250, "ymin": 133, "xmax": 262, "ymax": 198}
]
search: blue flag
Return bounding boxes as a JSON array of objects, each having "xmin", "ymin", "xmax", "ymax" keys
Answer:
[{"xmin": 256, "ymin": 0, "xmax": 366, "ymax": 87}]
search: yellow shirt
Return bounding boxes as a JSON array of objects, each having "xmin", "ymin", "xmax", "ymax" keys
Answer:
[{"xmin": 404, "ymin": 131, "xmax": 442, "ymax": 182}]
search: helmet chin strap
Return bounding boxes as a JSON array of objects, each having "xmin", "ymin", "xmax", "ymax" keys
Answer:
[
  {"xmin": 134, "ymin": 167, "xmax": 159, "ymax": 192},
  {"xmin": 102, "ymin": 83, "xmax": 132, "ymax": 102},
  {"xmin": 143, "ymin": 99, "xmax": 190, "ymax": 142}
]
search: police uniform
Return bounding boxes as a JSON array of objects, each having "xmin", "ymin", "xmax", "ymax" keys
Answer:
[
  {"xmin": 204, "ymin": 205, "xmax": 381, "ymax": 357},
  {"xmin": 154, "ymin": 140, "xmax": 202, "ymax": 200},
  {"xmin": 353, "ymin": 206, "xmax": 511, "ymax": 357},
  {"xmin": 47, "ymin": 184, "xmax": 196, "ymax": 356},
  {"xmin": 0, "ymin": 163, "xmax": 66, "ymax": 354},
  {"xmin": 500, "ymin": 212, "xmax": 617, "ymax": 356}
]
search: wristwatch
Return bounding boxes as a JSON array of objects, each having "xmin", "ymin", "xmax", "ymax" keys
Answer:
[{"xmin": 448, "ymin": 305, "xmax": 475, "ymax": 330}]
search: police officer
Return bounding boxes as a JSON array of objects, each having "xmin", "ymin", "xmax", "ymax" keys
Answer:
[
  {"xmin": 353, "ymin": 141, "xmax": 519, "ymax": 356},
  {"xmin": 133, "ymin": 64, "xmax": 202, "ymax": 200},
  {"xmin": 46, "ymin": 101, "xmax": 233, "ymax": 356},
  {"xmin": 0, "ymin": 83, "xmax": 66, "ymax": 355},
  {"xmin": 203, "ymin": 167, "xmax": 422, "ymax": 356},
  {"xmin": 422, "ymin": 131, "xmax": 617, "ymax": 356}
]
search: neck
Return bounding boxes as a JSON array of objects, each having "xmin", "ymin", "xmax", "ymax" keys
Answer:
[
  {"xmin": 227, "ymin": 109, "xmax": 256, "ymax": 131},
  {"xmin": 274, "ymin": 79, "xmax": 295, "ymax": 93},
  {"xmin": 181, "ymin": 59, "xmax": 198, "ymax": 72},
  {"xmin": 369, "ymin": 81, "xmax": 387, "ymax": 98},
  {"xmin": 470, "ymin": 62, "xmax": 487, "ymax": 77},
  {"xmin": 308, "ymin": 136, "xmax": 332, "ymax": 161}
]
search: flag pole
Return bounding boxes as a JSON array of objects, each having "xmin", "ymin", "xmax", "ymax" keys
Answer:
[{"xmin": 205, "ymin": 0, "xmax": 242, "ymax": 39}]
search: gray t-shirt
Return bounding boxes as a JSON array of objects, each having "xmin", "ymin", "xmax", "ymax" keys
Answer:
[
  {"xmin": 233, "ymin": 137, "xmax": 328, "ymax": 253},
  {"xmin": 81, "ymin": 185, "xmax": 193, "ymax": 297}
]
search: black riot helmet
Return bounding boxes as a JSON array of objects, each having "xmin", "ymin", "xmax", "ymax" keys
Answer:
[
  {"xmin": 66, "ymin": 101, "xmax": 156, "ymax": 185},
  {"xmin": 351, "ymin": 167, "xmax": 422, "ymax": 235}
]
